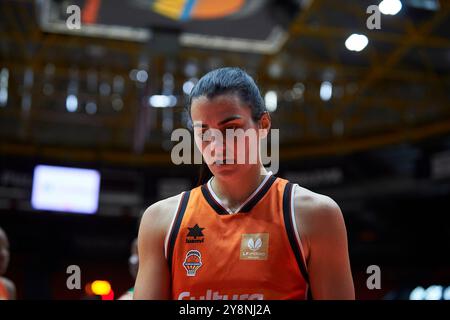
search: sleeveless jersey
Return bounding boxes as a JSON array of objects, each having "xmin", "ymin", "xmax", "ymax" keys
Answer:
[
  {"xmin": 165, "ymin": 174, "xmax": 310, "ymax": 300},
  {"xmin": 0, "ymin": 279, "xmax": 10, "ymax": 300}
]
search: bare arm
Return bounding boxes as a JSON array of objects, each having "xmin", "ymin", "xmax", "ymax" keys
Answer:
[
  {"xmin": 133, "ymin": 196, "xmax": 180, "ymax": 299},
  {"xmin": 3, "ymin": 278, "xmax": 16, "ymax": 300},
  {"xmin": 296, "ymin": 189, "xmax": 355, "ymax": 300}
]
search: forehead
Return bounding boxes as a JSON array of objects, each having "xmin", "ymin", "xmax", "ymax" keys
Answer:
[{"xmin": 190, "ymin": 94, "xmax": 250, "ymax": 119}]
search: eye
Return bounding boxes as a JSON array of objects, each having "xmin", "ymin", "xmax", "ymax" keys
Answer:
[
  {"xmin": 194, "ymin": 127, "xmax": 204, "ymax": 136},
  {"xmin": 195, "ymin": 129, "xmax": 213, "ymax": 141},
  {"xmin": 195, "ymin": 131, "xmax": 205, "ymax": 139}
]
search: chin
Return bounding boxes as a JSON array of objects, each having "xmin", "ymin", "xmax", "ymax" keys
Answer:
[
  {"xmin": 212, "ymin": 164, "xmax": 252, "ymax": 180},
  {"xmin": 211, "ymin": 169, "xmax": 235, "ymax": 178}
]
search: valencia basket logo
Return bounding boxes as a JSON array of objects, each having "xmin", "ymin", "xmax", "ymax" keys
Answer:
[{"xmin": 183, "ymin": 249, "xmax": 203, "ymax": 276}]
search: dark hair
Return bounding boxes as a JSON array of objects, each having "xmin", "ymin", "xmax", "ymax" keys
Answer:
[
  {"xmin": 187, "ymin": 67, "xmax": 267, "ymax": 186},
  {"xmin": 187, "ymin": 67, "xmax": 266, "ymax": 123}
]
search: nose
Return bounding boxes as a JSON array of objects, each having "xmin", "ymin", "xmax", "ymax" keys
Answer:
[{"xmin": 209, "ymin": 136, "xmax": 225, "ymax": 156}]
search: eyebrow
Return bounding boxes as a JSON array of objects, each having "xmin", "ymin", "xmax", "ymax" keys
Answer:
[
  {"xmin": 217, "ymin": 115, "xmax": 243, "ymax": 126},
  {"xmin": 192, "ymin": 115, "xmax": 243, "ymax": 128}
]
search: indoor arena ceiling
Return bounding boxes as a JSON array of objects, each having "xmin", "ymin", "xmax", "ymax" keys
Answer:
[{"xmin": 0, "ymin": 0, "xmax": 449, "ymax": 165}]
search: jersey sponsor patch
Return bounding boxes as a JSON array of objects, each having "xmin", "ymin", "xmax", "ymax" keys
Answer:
[
  {"xmin": 183, "ymin": 249, "xmax": 203, "ymax": 276},
  {"xmin": 240, "ymin": 233, "xmax": 269, "ymax": 260},
  {"xmin": 178, "ymin": 289, "xmax": 264, "ymax": 300}
]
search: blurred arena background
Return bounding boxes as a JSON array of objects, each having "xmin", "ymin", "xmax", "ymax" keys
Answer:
[{"xmin": 0, "ymin": 0, "xmax": 449, "ymax": 300}]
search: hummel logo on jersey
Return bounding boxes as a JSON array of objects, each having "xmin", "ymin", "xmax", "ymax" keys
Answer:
[
  {"xmin": 240, "ymin": 233, "xmax": 269, "ymax": 260},
  {"xmin": 186, "ymin": 224, "xmax": 205, "ymax": 243}
]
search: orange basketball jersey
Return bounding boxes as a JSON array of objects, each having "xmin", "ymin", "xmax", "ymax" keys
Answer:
[
  {"xmin": 0, "ymin": 279, "xmax": 10, "ymax": 300},
  {"xmin": 165, "ymin": 174, "xmax": 310, "ymax": 300}
]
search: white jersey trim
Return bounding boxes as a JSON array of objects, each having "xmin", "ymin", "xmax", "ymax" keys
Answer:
[
  {"xmin": 164, "ymin": 193, "xmax": 184, "ymax": 260},
  {"xmin": 290, "ymin": 184, "xmax": 308, "ymax": 274},
  {"xmin": 206, "ymin": 171, "xmax": 273, "ymax": 214}
]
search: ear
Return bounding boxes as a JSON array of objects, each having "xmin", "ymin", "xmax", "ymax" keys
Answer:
[{"xmin": 258, "ymin": 112, "xmax": 271, "ymax": 139}]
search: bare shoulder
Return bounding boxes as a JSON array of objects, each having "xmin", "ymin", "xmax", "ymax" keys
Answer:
[
  {"xmin": 0, "ymin": 277, "xmax": 16, "ymax": 299},
  {"xmin": 291, "ymin": 184, "xmax": 346, "ymax": 259},
  {"xmin": 137, "ymin": 193, "xmax": 185, "ymax": 263},
  {"xmin": 293, "ymin": 184, "xmax": 343, "ymax": 220},
  {"xmin": 140, "ymin": 193, "xmax": 184, "ymax": 234}
]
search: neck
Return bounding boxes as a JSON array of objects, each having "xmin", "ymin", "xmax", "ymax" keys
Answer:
[{"xmin": 210, "ymin": 165, "xmax": 269, "ymax": 212}]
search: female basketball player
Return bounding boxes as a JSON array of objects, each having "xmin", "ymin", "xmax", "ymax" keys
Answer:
[{"xmin": 134, "ymin": 67, "xmax": 354, "ymax": 300}]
